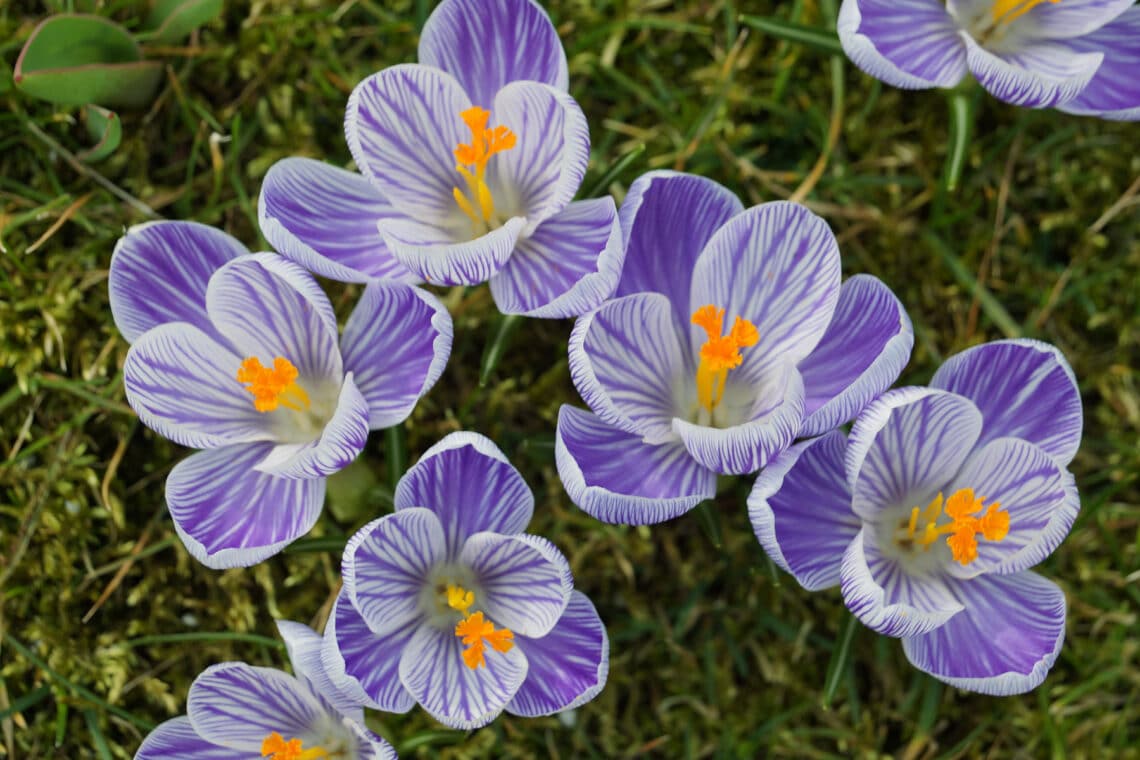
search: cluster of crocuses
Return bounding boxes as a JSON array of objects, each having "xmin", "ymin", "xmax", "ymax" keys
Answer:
[{"xmin": 116, "ymin": 0, "xmax": 1099, "ymax": 756}]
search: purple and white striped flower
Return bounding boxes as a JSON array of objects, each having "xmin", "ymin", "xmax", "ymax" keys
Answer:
[
  {"xmin": 322, "ymin": 432, "xmax": 609, "ymax": 730},
  {"xmin": 135, "ymin": 621, "xmax": 395, "ymax": 760},
  {"xmin": 839, "ymin": 0, "xmax": 1140, "ymax": 119},
  {"xmin": 555, "ymin": 171, "xmax": 913, "ymax": 525},
  {"xmin": 109, "ymin": 221, "xmax": 452, "ymax": 568},
  {"xmin": 259, "ymin": 0, "xmax": 624, "ymax": 318},
  {"xmin": 750, "ymin": 339, "xmax": 1082, "ymax": 694}
]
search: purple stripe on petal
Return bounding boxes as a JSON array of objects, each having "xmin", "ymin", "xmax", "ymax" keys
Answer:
[
  {"xmin": 258, "ymin": 157, "xmax": 419, "ymax": 284},
  {"xmin": 110, "ymin": 221, "xmax": 247, "ymax": 345},
  {"xmin": 506, "ymin": 591, "xmax": 609, "ymax": 717},
  {"xmin": 276, "ymin": 620, "xmax": 364, "ymax": 723},
  {"xmin": 340, "ymin": 282, "xmax": 453, "ymax": 429},
  {"xmin": 342, "ymin": 508, "xmax": 444, "ymax": 636},
  {"xmin": 461, "ymin": 532, "xmax": 573, "ymax": 639},
  {"xmin": 839, "ymin": 0, "xmax": 968, "ymax": 89},
  {"xmin": 322, "ymin": 590, "xmax": 417, "ymax": 713},
  {"xmin": 902, "ymin": 572, "xmax": 1065, "ymax": 695},
  {"xmin": 394, "ymin": 432, "xmax": 534, "ymax": 557},
  {"xmin": 930, "ymin": 339, "xmax": 1082, "ymax": 466},
  {"xmin": 845, "ymin": 388, "xmax": 983, "ymax": 521},
  {"xmin": 568, "ymin": 292, "xmax": 689, "ymax": 443},
  {"xmin": 419, "ymin": 0, "xmax": 569, "ymax": 107},
  {"xmin": 1057, "ymin": 7, "xmax": 1140, "ymax": 120},
  {"xmin": 840, "ymin": 528, "xmax": 964, "ymax": 638},
  {"xmin": 379, "ymin": 214, "xmax": 524, "ymax": 286},
  {"xmin": 135, "ymin": 717, "xmax": 244, "ymax": 760},
  {"xmin": 205, "ymin": 255, "xmax": 342, "ymax": 384},
  {"xmin": 798, "ymin": 275, "xmax": 913, "ymax": 437},
  {"xmin": 1000, "ymin": 0, "xmax": 1135, "ymax": 39},
  {"xmin": 398, "ymin": 624, "xmax": 528, "ymax": 730},
  {"xmin": 555, "ymin": 405, "xmax": 716, "ymax": 525},
  {"xmin": 166, "ymin": 444, "xmax": 325, "ymax": 568},
  {"xmin": 124, "ymin": 323, "xmax": 271, "ymax": 449},
  {"xmin": 489, "ymin": 197, "xmax": 624, "ymax": 319},
  {"xmin": 187, "ymin": 664, "xmax": 324, "ymax": 750},
  {"xmin": 964, "ymin": 35, "xmax": 1102, "ymax": 108},
  {"xmin": 749, "ymin": 431, "xmax": 860, "ymax": 591}
]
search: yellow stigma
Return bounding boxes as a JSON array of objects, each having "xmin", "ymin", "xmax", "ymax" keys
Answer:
[
  {"xmin": 452, "ymin": 106, "xmax": 516, "ymax": 232},
  {"xmin": 260, "ymin": 732, "xmax": 329, "ymax": 760},
  {"xmin": 899, "ymin": 488, "xmax": 1010, "ymax": 566},
  {"xmin": 236, "ymin": 356, "xmax": 311, "ymax": 413},
  {"xmin": 991, "ymin": 0, "xmax": 1060, "ymax": 24},
  {"xmin": 691, "ymin": 305, "xmax": 759, "ymax": 415},
  {"xmin": 447, "ymin": 585, "xmax": 514, "ymax": 669}
]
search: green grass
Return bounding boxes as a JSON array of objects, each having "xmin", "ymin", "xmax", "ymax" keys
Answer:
[{"xmin": 2, "ymin": 0, "xmax": 1139, "ymax": 757}]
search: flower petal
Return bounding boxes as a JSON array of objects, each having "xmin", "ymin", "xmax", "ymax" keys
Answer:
[
  {"xmin": 945, "ymin": 438, "xmax": 1074, "ymax": 576},
  {"xmin": 994, "ymin": 0, "xmax": 1135, "ymax": 39},
  {"xmin": 749, "ymin": 431, "xmax": 861, "ymax": 591},
  {"xmin": 964, "ymin": 35, "xmax": 1102, "ymax": 109},
  {"xmin": 418, "ymin": 0, "xmax": 569, "ymax": 107},
  {"xmin": 276, "ymin": 620, "xmax": 364, "ymax": 723},
  {"xmin": 399, "ymin": 624, "xmax": 528, "ymax": 730},
  {"xmin": 339, "ymin": 282, "xmax": 453, "ymax": 429},
  {"xmin": 902, "ymin": 572, "xmax": 1066, "ymax": 695},
  {"xmin": 461, "ymin": 532, "xmax": 573, "ymax": 638},
  {"xmin": 506, "ymin": 591, "xmax": 609, "ymax": 717},
  {"xmin": 845, "ymin": 388, "xmax": 983, "ymax": 521},
  {"xmin": 486, "ymin": 81, "xmax": 589, "ymax": 229},
  {"xmin": 840, "ymin": 528, "xmax": 964, "ymax": 638},
  {"xmin": 672, "ymin": 364, "xmax": 806, "ymax": 475},
  {"xmin": 346, "ymin": 64, "xmax": 472, "ymax": 228},
  {"xmin": 489, "ymin": 197, "xmax": 624, "ymax": 318},
  {"xmin": 1056, "ymin": 7, "xmax": 1140, "ymax": 120},
  {"xmin": 166, "ymin": 444, "xmax": 325, "ymax": 568},
  {"xmin": 135, "ymin": 717, "xmax": 245, "ymax": 760},
  {"xmin": 124, "ymin": 323, "xmax": 270, "ymax": 449},
  {"xmin": 930, "ymin": 339, "xmax": 1082, "ymax": 466},
  {"xmin": 187, "ymin": 664, "xmax": 324, "ymax": 750},
  {"xmin": 838, "ymin": 0, "xmax": 968, "ymax": 89},
  {"xmin": 342, "ymin": 508, "xmax": 444, "ymax": 636},
  {"xmin": 379, "ymin": 215, "xmax": 525, "ymax": 286},
  {"xmin": 258, "ymin": 157, "xmax": 419, "ymax": 284},
  {"xmin": 798, "ymin": 275, "xmax": 913, "ymax": 438},
  {"xmin": 568, "ymin": 292, "xmax": 688, "ymax": 442},
  {"xmin": 205, "ymin": 254, "xmax": 342, "ymax": 383},
  {"xmin": 689, "ymin": 202, "xmax": 842, "ymax": 384},
  {"xmin": 322, "ymin": 590, "xmax": 417, "ymax": 713},
  {"xmin": 555, "ymin": 405, "xmax": 716, "ymax": 525},
  {"xmin": 109, "ymin": 221, "xmax": 246, "ymax": 344},
  {"xmin": 394, "ymin": 432, "xmax": 534, "ymax": 556},
  {"xmin": 254, "ymin": 375, "xmax": 370, "ymax": 479},
  {"xmin": 615, "ymin": 171, "xmax": 743, "ymax": 339}
]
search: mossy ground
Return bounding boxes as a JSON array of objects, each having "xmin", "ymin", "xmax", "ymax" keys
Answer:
[{"xmin": 2, "ymin": 0, "xmax": 1138, "ymax": 757}]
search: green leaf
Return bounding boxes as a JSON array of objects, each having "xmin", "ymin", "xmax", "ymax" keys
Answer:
[
  {"xmin": 142, "ymin": 0, "xmax": 224, "ymax": 44},
  {"xmin": 14, "ymin": 15, "xmax": 163, "ymax": 109},
  {"xmin": 78, "ymin": 105, "xmax": 121, "ymax": 162},
  {"xmin": 738, "ymin": 15, "xmax": 843, "ymax": 57},
  {"xmin": 326, "ymin": 455, "xmax": 385, "ymax": 523},
  {"xmin": 479, "ymin": 312, "xmax": 524, "ymax": 387}
]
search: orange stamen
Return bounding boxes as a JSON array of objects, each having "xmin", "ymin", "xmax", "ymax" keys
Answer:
[
  {"xmin": 690, "ymin": 304, "xmax": 759, "ymax": 414},
  {"xmin": 261, "ymin": 732, "xmax": 329, "ymax": 760},
  {"xmin": 236, "ymin": 356, "xmax": 310, "ymax": 413},
  {"xmin": 449, "ymin": 588, "xmax": 515, "ymax": 670},
  {"xmin": 903, "ymin": 487, "xmax": 1008, "ymax": 565},
  {"xmin": 453, "ymin": 106, "xmax": 516, "ymax": 228},
  {"xmin": 991, "ymin": 0, "xmax": 1061, "ymax": 24}
]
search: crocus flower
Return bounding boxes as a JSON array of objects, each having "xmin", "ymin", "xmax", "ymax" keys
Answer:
[
  {"xmin": 555, "ymin": 171, "xmax": 913, "ymax": 525},
  {"xmin": 109, "ymin": 221, "xmax": 452, "ymax": 568},
  {"xmin": 322, "ymin": 432, "xmax": 609, "ymax": 729},
  {"xmin": 259, "ymin": 0, "xmax": 624, "ymax": 317},
  {"xmin": 135, "ymin": 621, "xmax": 395, "ymax": 759},
  {"xmin": 839, "ymin": 0, "xmax": 1140, "ymax": 119},
  {"xmin": 750, "ymin": 339, "xmax": 1082, "ymax": 694}
]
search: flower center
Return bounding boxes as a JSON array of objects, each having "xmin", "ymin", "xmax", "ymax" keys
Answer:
[
  {"xmin": 990, "ymin": 0, "xmax": 1060, "ymax": 25},
  {"xmin": 446, "ymin": 583, "xmax": 514, "ymax": 670},
  {"xmin": 236, "ymin": 356, "xmax": 311, "ymax": 413},
  {"xmin": 895, "ymin": 487, "xmax": 1010, "ymax": 566},
  {"xmin": 691, "ymin": 305, "xmax": 759, "ymax": 417},
  {"xmin": 452, "ymin": 106, "xmax": 517, "ymax": 234},
  {"xmin": 261, "ymin": 732, "xmax": 329, "ymax": 760}
]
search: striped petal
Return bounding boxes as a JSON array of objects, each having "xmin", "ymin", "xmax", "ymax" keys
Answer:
[
  {"xmin": 1056, "ymin": 7, "xmax": 1140, "ymax": 120},
  {"xmin": 187, "ymin": 664, "xmax": 324, "ymax": 750},
  {"xmin": 988, "ymin": 0, "xmax": 1135, "ymax": 39},
  {"xmin": 964, "ymin": 35, "xmax": 1102, "ymax": 109},
  {"xmin": 166, "ymin": 443, "xmax": 325, "ymax": 568},
  {"xmin": 379, "ymin": 214, "xmax": 525, "ymax": 286},
  {"xmin": 276, "ymin": 620, "xmax": 364, "ymax": 723},
  {"xmin": 343, "ymin": 508, "xmax": 444, "ymax": 636},
  {"xmin": 135, "ymin": 717, "xmax": 245, "ymax": 760},
  {"xmin": 555, "ymin": 404, "xmax": 716, "ymax": 525},
  {"xmin": 322, "ymin": 590, "xmax": 417, "ymax": 713},
  {"xmin": 418, "ymin": 0, "xmax": 568, "ymax": 107},
  {"xmin": 507, "ymin": 591, "xmax": 609, "ymax": 717},
  {"xmin": 460, "ymin": 532, "xmax": 573, "ymax": 639},
  {"xmin": 109, "ymin": 221, "xmax": 246, "ymax": 345},
  {"xmin": 839, "ymin": 0, "xmax": 968, "ymax": 89}
]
